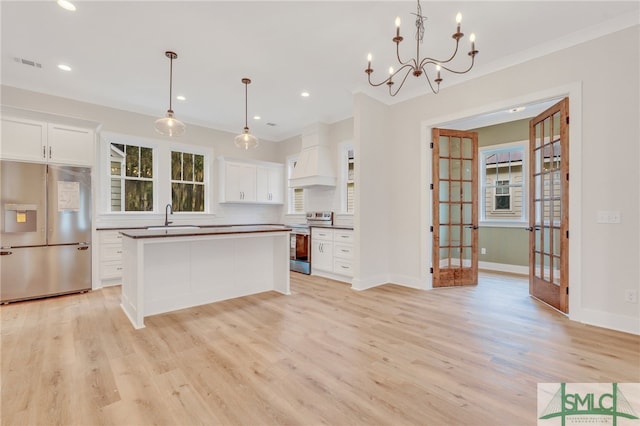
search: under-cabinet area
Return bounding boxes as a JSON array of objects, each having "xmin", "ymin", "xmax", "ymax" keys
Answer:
[{"xmin": 311, "ymin": 227, "xmax": 354, "ymax": 281}]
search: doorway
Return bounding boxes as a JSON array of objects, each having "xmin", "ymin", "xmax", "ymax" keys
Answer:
[{"xmin": 425, "ymin": 92, "xmax": 577, "ymax": 317}]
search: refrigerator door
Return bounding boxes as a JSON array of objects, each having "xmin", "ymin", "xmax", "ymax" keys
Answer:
[
  {"xmin": 0, "ymin": 161, "xmax": 47, "ymax": 248},
  {"xmin": 0, "ymin": 244, "xmax": 91, "ymax": 302},
  {"xmin": 47, "ymin": 165, "xmax": 91, "ymax": 245}
]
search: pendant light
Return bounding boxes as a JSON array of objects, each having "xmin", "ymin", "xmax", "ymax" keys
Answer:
[
  {"xmin": 154, "ymin": 51, "xmax": 185, "ymax": 137},
  {"xmin": 234, "ymin": 78, "xmax": 259, "ymax": 150}
]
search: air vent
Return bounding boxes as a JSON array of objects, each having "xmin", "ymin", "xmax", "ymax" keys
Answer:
[
  {"xmin": 266, "ymin": 122, "xmax": 277, "ymax": 127},
  {"xmin": 14, "ymin": 57, "xmax": 42, "ymax": 68}
]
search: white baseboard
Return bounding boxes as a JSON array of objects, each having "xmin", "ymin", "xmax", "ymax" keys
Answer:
[
  {"xmin": 479, "ymin": 261, "xmax": 528, "ymax": 275},
  {"xmin": 351, "ymin": 274, "xmax": 389, "ymax": 291},
  {"xmin": 575, "ymin": 308, "xmax": 640, "ymax": 335},
  {"xmin": 388, "ymin": 274, "xmax": 427, "ymax": 290}
]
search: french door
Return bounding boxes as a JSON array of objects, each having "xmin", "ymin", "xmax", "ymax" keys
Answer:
[
  {"xmin": 432, "ymin": 128, "xmax": 479, "ymax": 287},
  {"xmin": 528, "ymin": 98, "xmax": 569, "ymax": 313}
]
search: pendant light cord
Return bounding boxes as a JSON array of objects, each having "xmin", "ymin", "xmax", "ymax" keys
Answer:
[
  {"xmin": 168, "ymin": 55, "xmax": 174, "ymax": 112},
  {"xmin": 244, "ymin": 80, "xmax": 248, "ymax": 130}
]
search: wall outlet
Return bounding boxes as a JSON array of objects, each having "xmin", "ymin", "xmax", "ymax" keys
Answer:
[
  {"xmin": 597, "ymin": 211, "xmax": 622, "ymax": 224},
  {"xmin": 481, "ymin": 248, "xmax": 487, "ymax": 255},
  {"xmin": 624, "ymin": 290, "xmax": 638, "ymax": 304}
]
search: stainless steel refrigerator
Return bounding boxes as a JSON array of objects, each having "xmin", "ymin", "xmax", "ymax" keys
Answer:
[{"xmin": 0, "ymin": 160, "xmax": 91, "ymax": 303}]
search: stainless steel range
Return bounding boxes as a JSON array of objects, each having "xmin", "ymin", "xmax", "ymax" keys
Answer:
[{"xmin": 288, "ymin": 211, "xmax": 333, "ymax": 274}]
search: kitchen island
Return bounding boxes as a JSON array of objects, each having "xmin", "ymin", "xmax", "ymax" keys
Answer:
[{"xmin": 119, "ymin": 225, "xmax": 291, "ymax": 329}]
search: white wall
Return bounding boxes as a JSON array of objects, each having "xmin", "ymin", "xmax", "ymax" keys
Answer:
[{"xmin": 358, "ymin": 26, "xmax": 639, "ymax": 334}]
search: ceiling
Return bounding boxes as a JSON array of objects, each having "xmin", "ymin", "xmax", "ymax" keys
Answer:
[{"xmin": 2, "ymin": 1, "xmax": 638, "ymax": 141}]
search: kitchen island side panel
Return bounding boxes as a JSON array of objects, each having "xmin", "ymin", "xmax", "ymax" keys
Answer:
[
  {"xmin": 120, "ymin": 236, "xmax": 144, "ymax": 328},
  {"xmin": 120, "ymin": 231, "xmax": 290, "ymax": 328}
]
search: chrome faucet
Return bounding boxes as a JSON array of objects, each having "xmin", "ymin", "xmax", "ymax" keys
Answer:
[{"xmin": 164, "ymin": 203, "xmax": 173, "ymax": 226}]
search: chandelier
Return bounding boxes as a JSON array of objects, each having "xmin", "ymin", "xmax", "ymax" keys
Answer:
[{"xmin": 365, "ymin": 0, "xmax": 478, "ymax": 96}]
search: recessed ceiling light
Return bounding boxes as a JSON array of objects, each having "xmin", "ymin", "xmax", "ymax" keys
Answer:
[
  {"xmin": 253, "ymin": 115, "xmax": 261, "ymax": 120},
  {"xmin": 57, "ymin": 0, "xmax": 76, "ymax": 11},
  {"xmin": 176, "ymin": 95, "xmax": 186, "ymax": 101},
  {"xmin": 301, "ymin": 91, "xmax": 310, "ymax": 97},
  {"xmin": 508, "ymin": 106, "xmax": 525, "ymax": 113},
  {"xmin": 57, "ymin": 64, "xmax": 72, "ymax": 71}
]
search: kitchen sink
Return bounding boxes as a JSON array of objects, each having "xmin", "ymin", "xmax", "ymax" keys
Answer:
[{"xmin": 146, "ymin": 225, "xmax": 201, "ymax": 230}]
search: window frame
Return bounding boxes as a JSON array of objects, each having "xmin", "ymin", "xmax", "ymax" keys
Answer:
[
  {"xmin": 170, "ymin": 148, "xmax": 208, "ymax": 213},
  {"xmin": 286, "ymin": 154, "xmax": 305, "ymax": 214},
  {"xmin": 479, "ymin": 140, "xmax": 528, "ymax": 227}
]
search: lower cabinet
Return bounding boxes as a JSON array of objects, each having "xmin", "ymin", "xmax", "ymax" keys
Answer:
[
  {"xmin": 311, "ymin": 228, "xmax": 354, "ymax": 282},
  {"xmin": 98, "ymin": 230, "xmax": 124, "ymax": 286}
]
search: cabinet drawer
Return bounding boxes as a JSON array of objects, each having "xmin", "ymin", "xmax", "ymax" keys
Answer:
[
  {"xmin": 333, "ymin": 230, "xmax": 354, "ymax": 243},
  {"xmin": 101, "ymin": 261, "xmax": 123, "ymax": 279},
  {"xmin": 311, "ymin": 228, "xmax": 333, "ymax": 241},
  {"xmin": 102, "ymin": 244, "xmax": 123, "ymax": 261},
  {"xmin": 101, "ymin": 230, "xmax": 123, "ymax": 244},
  {"xmin": 333, "ymin": 259, "xmax": 353, "ymax": 276},
  {"xmin": 334, "ymin": 243, "xmax": 353, "ymax": 260}
]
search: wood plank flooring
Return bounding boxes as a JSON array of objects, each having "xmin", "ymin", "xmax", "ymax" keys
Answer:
[{"xmin": 2, "ymin": 272, "xmax": 639, "ymax": 425}]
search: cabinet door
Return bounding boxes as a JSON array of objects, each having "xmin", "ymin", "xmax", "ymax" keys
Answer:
[
  {"xmin": 311, "ymin": 240, "xmax": 333, "ymax": 272},
  {"xmin": 0, "ymin": 117, "xmax": 47, "ymax": 162},
  {"xmin": 225, "ymin": 162, "xmax": 256, "ymax": 202},
  {"xmin": 256, "ymin": 165, "xmax": 284, "ymax": 204},
  {"xmin": 47, "ymin": 124, "xmax": 95, "ymax": 166}
]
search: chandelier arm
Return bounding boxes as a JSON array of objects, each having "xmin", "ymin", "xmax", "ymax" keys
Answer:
[
  {"xmin": 395, "ymin": 42, "xmax": 417, "ymax": 69},
  {"xmin": 418, "ymin": 39, "xmax": 462, "ymax": 69},
  {"xmin": 389, "ymin": 67, "xmax": 414, "ymax": 96},
  {"xmin": 419, "ymin": 67, "xmax": 440, "ymax": 94},
  {"xmin": 425, "ymin": 55, "xmax": 476, "ymax": 75},
  {"xmin": 367, "ymin": 63, "xmax": 414, "ymax": 87}
]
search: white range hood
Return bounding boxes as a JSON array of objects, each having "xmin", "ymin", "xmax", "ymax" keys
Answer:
[{"xmin": 289, "ymin": 123, "xmax": 336, "ymax": 188}]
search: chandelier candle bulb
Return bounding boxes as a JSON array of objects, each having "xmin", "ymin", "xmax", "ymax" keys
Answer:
[
  {"xmin": 456, "ymin": 12, "xmax": 462, "ymax": 33},
  {"xmin": 395, "ymin": 16, "xmax": 401, "ymax": 37},
  {"xmin": 470, "ymin": 33, "xmax": 476, "ymax": 52}
]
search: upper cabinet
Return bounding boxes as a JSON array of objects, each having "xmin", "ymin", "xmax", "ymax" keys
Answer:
[
  {"xmin": 218, "ymin": 157, "xmax": 284, "ymax": 204},
  {"xmin": 1, "ymin": 117, "xmax": 95, "ymax": 166}
]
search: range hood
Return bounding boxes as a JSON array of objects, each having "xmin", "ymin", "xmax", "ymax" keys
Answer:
[{"xmin": 289, "ymin": 123, "xmax": 336, "ymax": 188}]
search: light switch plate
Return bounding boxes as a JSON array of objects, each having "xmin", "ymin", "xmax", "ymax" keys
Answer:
[{"xmin": 597, "ymin": 210, "xmax": 621, "ymax": 224}]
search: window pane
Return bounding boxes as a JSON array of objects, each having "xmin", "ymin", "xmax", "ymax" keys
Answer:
[
  {"xmin": 171, "ymin": 151, "xmax": 182, "ymax": 180},
  {"xmin": 184, "ymin": 154, "xmax": 194, "ymax": 181},
  {"xmin": 125, "ymin": 180, "xmax": 153, "ymax": 211},
  {"xmin": 110, "ymin": 161, "xmax": 121, "ymax": 177},
  {"xmin": 125, "ymin": 145, "xmax": 139, "ymax": 177},
  {"xmin": 140, "ymin": 147, "xmax": 153, "ymax": 178},
  {"xmin": 194, "ymin": 155, "xmax": 204, "ymax": 182}
]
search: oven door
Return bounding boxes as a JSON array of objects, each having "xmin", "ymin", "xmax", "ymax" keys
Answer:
[{"xmin": 290, "ymin": 232, "xmax": 310, "ymax": 274}]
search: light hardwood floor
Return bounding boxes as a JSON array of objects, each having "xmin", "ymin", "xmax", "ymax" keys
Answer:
[{"xmin": 2, "ymin": 272, "xmax": 639, "ymax": 425}]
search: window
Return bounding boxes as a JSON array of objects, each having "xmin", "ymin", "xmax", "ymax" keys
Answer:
[
  {"xmin": 171, "ymin": 151, "xmax": 205, "ymax": 212},
  {"xmin": 480, "ymin": 141, "xmax": 526, "ymax": 222},
  {"xmin": 110, "ymin": 143, "xmax": 154, "ymax": 211},
  {"xmin": 494, "ymin": 180, "xmax": 511, "ymax": 210},
  {"xmin": 287, "ymin": 156, "xmax": 305, "ymax": 214},
  {"xmin": 341, "ymin": 144, "xmax": 355, "ymax": 214}
]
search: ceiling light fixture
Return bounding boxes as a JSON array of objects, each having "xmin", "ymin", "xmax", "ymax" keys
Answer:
[
  {"xmin": 57, "ymin": 64, "xmax": 72, "ymax": 71},
  {"xmin": 154, "ymin": 51, "xmax": 185, "ymax": 137},
  {"xmin": 57, "ymin": 0, "xmax": 76, "ymax": 11},
  {"xmin": 301, "ymin": 91, "xmax": 310, "ymax": 97},
  {"xmin": 176, "ymin": 95, "xmax": 186, "ymax": 101},
  {"xmin": 365, "ymin": 0, "xmax": 479, "ymax": 96},
  {"xmin": 234, "ymin": 78, "xmax": 259, "ymax": 150}
]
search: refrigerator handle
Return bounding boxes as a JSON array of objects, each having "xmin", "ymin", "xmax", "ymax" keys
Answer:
[
  {"xmin": 1, "ymin": 251, "xmax": 13, "ymax": 256},
  {"xmin": 43, "ymin": 146, "xmax": 46, "ymax": 159}
]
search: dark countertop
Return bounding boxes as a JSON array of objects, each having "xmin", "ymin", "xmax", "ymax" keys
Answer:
[
  {"xmin": 97, "ymin": 223, "xmax": 283, "ymax": 231},
  {"xmin": 119, "ymin": 225, "xmax": 292, "ymax": 239},
  {"xmin": 310, "ymin": 225, "xmax": 354, "ymax": 231}
]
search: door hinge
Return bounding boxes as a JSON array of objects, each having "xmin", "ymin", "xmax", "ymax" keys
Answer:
[
  {"xmin": 430, "ymin": 183, "xmax": 434, "ymax": 190},
  {"xmin": 566, "ymin": 172, "xmax": 569, "ymax": 181},
  {"xmin": 566, "ymin": 287, "xmax": 569, "ymax": 295},
  {"xmin": 566, "ymin": 230, "xmax": 569, "ymax": 238},
  {"xmin": 430, "ymin": 226, "xmax": 433, "ymax": 232},
  {"xmin": 430, "ymin": 267, "xmax": 434, "ymax": 274},
  {"xmin": 566, "ymin": 116, "xmax": 570, "ymax": 125},
  {"xmin": 430, "ymin": 142, "xmax": 434, "ymax": 149}
]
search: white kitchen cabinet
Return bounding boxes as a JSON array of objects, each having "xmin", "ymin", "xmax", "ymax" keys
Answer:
[
  {"xmin": 218, "ymin": 157, "xmax": 284, "ymax": 204},
  {"xmin": 311, "ymin": 229, "xmax": 334, "ymax": 272},
  {"xmin": 98, "ymin": 230, "xmax": 124, "ymax": 286},
  {"xmin": 223, "ymin": 161, "xmax": 257, "ymax": 202},
  {"xmin": 0, "ymin": 117, "xmax": 94, "ymax": 166},
  {"xmin": 256, "ymin": 165, "xmax": 284, "ymax": 203},
  {"xmin": 311, "ymin": 228, "xmax": 354, "ymax": 282}
]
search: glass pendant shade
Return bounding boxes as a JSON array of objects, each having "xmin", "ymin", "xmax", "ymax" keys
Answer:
[
  {"xmin": 234, "ymin": 127, "xmax": 259, "ymax": 150},
  {"xmin": 155, "ymin": 110, "xmax": 186, "ymax": 137}
]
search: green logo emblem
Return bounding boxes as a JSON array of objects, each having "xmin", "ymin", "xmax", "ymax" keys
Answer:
[{"xmin": 539, "ymin": 383, "xmax": 639, "ymax": 425}]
